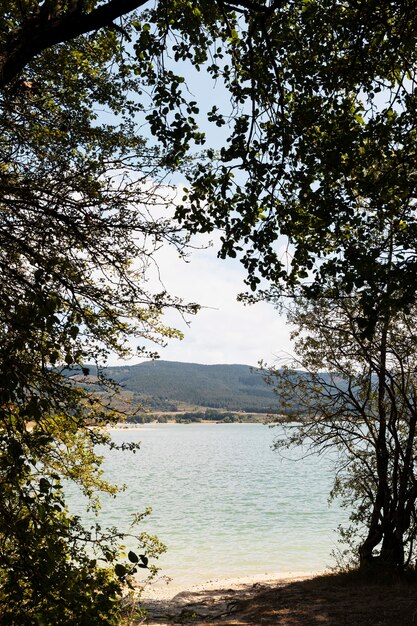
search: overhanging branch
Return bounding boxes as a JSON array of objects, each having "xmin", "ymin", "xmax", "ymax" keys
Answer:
[
  {"xmin": 0, "ymin": 0, "xmax": 150, "ymax": 87},
  {"xmin": 0, "ymin": 0, "xmax": 273, "ymax": 88}
]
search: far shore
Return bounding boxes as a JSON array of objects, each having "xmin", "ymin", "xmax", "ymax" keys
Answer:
[{"xmin": 106, "ymin": 420, "xmax": 282, "ymax": 430}]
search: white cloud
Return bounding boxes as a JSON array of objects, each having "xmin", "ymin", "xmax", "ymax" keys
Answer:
[{"xmin": 112, "ymin": 234, "xmax": 295, "ymax": 367}]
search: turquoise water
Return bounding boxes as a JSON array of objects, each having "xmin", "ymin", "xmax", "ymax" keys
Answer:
[{"xmin": 66, "ymin": 424, "xmax": 347, "ymax": 586}]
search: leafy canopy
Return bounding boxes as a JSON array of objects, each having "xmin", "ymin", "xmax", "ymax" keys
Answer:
[
  {"xmin": 4, "ymin": 1, "xmax": 417, "ymax": 306},
  {"xmin": 169, "ymin": 1, "xmax": 417, "ymax": 305}
]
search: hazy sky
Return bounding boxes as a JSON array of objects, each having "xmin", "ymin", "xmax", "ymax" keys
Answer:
[{"xmin": 116, "ymin": 233, "xmax": 295, "ymax": 368}]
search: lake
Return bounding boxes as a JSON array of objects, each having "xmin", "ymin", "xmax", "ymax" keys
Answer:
[{"xmin": 66, "ymin": 423, "xmax": 347, "ymax": 587}]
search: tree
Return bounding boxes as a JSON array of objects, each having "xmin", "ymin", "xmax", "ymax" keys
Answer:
[
  {"xmin": 0, "ymin": 1, "xmax": 270, "ymax": 87},
  {"xmin": 0, "ymin": 1, "xmax": 204, "ymax": 620},
  {"xmin": 0, "ymin": 462, "xmax": 124, "ymax": 625},
  {"xmin": 268, "ymin": 289, "xmax": 417, "ymax": 574},
  {"xmin": 0, "ymin": 0, "xmax": 151, "ymax": 86},
  {"xmin": 173, "ymin": 0, "xmax": 417, "ymax": 307},
  {"xmin": 4, "ymin": 2, "xmax": 417, "ymax": 305},
  {"xmin": 234, "ymin": 3, "xmax": 417, "ymax": 575}
]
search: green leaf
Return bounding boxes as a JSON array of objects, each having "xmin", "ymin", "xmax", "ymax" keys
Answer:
[
  {"xmin": 114, "ymin": 563, "xmax": 127, "ymax": 578},
  {"xmin": 140, "ymin": 555, "xmax": 149, "ymax": 567},
  {"xmin": 39, "ymin": 478, "xmax": 51, "ymax": 493},
  {"xmin": 128, "ymin": 550, "xmax": 139, "ymax": 563}
]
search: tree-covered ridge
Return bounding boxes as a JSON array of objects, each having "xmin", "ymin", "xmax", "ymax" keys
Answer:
[{"xmin": 75, "ymin": 360, "xmax": 282, "ymax": 413}]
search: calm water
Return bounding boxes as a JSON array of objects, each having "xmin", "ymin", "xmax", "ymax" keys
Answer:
[{"xmin": 66, "ymin": 424, "xmax": 347, "ymax": 586}]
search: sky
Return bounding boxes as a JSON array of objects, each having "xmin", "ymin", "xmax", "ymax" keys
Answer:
[{"xmin": 113, "ymin": 233, "xmax": 296, "ymax": 368}]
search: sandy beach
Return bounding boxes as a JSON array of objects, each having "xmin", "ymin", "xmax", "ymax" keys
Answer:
[
  {"xmin": 136, "ymin": 570, "xmax": 417, "ymax": 625},
  {"xmin": 141, "ymin": 571, "xmax": 318, "ymax": 602},
  {"xmin": 138, "ymin": 572, "xmax": 317, "ymax": 625}
]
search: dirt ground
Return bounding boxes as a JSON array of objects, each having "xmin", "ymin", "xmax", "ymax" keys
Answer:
[{"xmin": 139, "ymin": 571, "xmax": 417, "ymax": 626}]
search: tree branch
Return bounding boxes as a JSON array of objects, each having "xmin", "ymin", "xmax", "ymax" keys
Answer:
[
  {"xmin": 0, "ymin": 0, "xmax": 273, "ymax": 88},
  {"xmin": 0, "ymin": 0, "xmax": 150, "ymax": 87}
]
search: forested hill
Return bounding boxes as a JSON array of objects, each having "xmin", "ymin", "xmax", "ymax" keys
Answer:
[{"xmin": 103, "ymin": 360, "xmax": 280, "ymax": 413}]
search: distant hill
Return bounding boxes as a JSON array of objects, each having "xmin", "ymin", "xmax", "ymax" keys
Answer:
[{"xmin": 100, "ymin": 360, "xmax": 280, "ymax": 413}]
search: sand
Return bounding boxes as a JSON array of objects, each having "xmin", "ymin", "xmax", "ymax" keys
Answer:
[
  {"xmin": 134, "ymin": 569, "xmax": 417, "ymax": 625},
  {"xmin": 141, "ymin": 571, "xmax": 319, "ymax": 602},
  {"xmin": 138, "ymin": 572, "xmax": 315, "ymax": 625}
]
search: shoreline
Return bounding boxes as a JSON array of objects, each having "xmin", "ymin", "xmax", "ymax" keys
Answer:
[
  {"xmin": 106, "ymin": 421, "xmax": 278, "ymax": 431},
  {"xmin": 137, "ymin": 568, "xmax": 417, "ymax": 626},
  {"xmin": 139, "ymin": 570, "xmax": 327, "ymax": 625},
  {"xmin": 141, "ymin": 570, "xmax": 323, "ymax": 602}
]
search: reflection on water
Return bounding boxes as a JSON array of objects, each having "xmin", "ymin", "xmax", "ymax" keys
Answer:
[{"xmin": 66, "ymin": 424, "xmax": 347, "ymax": 586}]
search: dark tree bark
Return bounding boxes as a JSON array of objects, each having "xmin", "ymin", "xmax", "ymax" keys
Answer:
[
  {"xmin": 0, "ymin": 0, "xmax": 149, "ymax": 87},
  {"xmin": 0, "ymin": 0, "xmax": 268, "ymax": 88}
]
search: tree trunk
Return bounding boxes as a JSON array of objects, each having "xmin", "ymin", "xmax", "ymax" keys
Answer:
[
  {"xmin": 359, "ymin": 522, "xmax": 383, "ymax": 568},
  {"xmin": 360, "ymin": 523, "xmax": 405, "ymax": 574},
  {"xmin": 379, "ymin": 529, "xmax": 405, "ymax": 570}
]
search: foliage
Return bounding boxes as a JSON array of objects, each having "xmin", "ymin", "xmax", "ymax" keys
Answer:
[
  {"xmin": 125, "ymin": 409, "xmax": 259, "ymax": 423},
  {"xmin": 268, "ymin": 294, "xmax": 417, "ymax": 574},
  {"xmin": 4, "ymin": 1, "xmax": 417, "ymax": 307},
  {"xmin": 0, "ymin": 1, "xmax": 206, "ymax": 620},
  {"xmin": 4, "ymin": 0, "xmax": 417, "ymax": 613},
  {"xmin": 170, "ymin": 1, "xmax": 417, "ymax": 310},
  {"xmin": 0, "ymin": 427, "xmax": 165, "ymax": 625}
]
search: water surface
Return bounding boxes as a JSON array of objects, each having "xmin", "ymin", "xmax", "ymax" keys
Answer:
[{"xmin": 67, "ymin": 423, "xmax": 346, "ymax": 586}]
